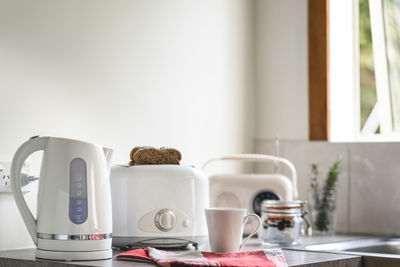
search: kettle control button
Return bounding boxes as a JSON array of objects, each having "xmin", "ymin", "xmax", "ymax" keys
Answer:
[{"xmin": 155, "ymin": 209, "xmax": 176, "ymax": 232}]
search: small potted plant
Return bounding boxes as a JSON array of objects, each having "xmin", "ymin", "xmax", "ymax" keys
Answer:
[{"xmin": 309, "ymin": 156, "xmax": 342, "ymax": 235}]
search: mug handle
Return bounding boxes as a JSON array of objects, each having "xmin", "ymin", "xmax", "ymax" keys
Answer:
[{"xmin": 239, "ymin": 213, "xmax": 261, "ymax": 251}]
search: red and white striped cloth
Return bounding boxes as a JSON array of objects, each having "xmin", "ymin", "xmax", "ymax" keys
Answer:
[{"xmin": 116, "ymin": 247, "xmax": 287, "ymax": 267}]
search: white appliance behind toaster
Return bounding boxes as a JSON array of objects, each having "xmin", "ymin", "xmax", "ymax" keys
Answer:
[
  {"xmin": 111, "ymin": 164, "xmax": 209, "ymax": 248},
  {"xmin": 204, "ymin": 154, "xmax": 298, "ymax": 235}
]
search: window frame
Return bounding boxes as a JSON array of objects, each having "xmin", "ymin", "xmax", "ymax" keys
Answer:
[
  {"xmin": 311, "ymin": 0, "xmax": 400, "ymax": 141},
  {"xmin": 308, "ymin": 0, "xmax": 330, "ymax": 140}
]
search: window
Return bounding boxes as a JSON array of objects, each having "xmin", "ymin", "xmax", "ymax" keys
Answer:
[
  {"xmin": 359, "ymin": 0, "xmax": 377, "ymax": 134},
  {"xmin": 325, "ymin": 0, "xmax": 400, "ymax": 141},
  {"xmin": 360, "ymin": 0, "xmax": 400, "ymax": 136}
]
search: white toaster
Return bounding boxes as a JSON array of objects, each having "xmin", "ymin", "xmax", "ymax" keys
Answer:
[
  {"xmin": 203, "ymin": 154, "xmax": 298, "ymax": 234},
  {"xmin": 110, "ymin": 164, "xmax": 209, "ymax": 249}
]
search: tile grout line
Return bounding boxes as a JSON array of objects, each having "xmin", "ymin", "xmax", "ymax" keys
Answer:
[{"xmin": 347, "ymin": 143, "xmax": 352, "ymax": 233}]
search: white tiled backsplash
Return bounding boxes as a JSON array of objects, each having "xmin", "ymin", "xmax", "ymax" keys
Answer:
[{"xmin": 254, "ymin": 139, "xmax": 400, "ymax": 236}]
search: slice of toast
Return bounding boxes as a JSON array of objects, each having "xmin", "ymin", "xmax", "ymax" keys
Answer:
[{"xmin": 129, "ymin": 146, "xmax": 181, "ymax": 165}]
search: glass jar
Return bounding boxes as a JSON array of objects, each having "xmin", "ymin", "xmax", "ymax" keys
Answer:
[
  {"xmin": 259, "ymin": 200, "xmax": 304, "ymax": 246},
  {"xmin": 309, "ymin": 189, "xmax": 337, "ymax": 235}
]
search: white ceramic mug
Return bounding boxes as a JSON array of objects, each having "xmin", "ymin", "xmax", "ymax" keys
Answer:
[{"xmin": 205, "ymin": 208, "xmax": 261, "ymax": 252}]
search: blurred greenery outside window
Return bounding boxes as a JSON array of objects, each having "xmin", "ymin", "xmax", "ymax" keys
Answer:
[{"xmin": 360, "ymin": 0, "xmax": 400, "ymax": 135}]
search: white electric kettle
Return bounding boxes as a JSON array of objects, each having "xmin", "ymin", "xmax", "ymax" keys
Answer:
[{"xmin": 11, "ymin": 136, "xmax": 113, "ymax": 261}]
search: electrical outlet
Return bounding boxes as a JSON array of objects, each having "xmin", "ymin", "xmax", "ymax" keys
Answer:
[
  {"xmin": 0, "ymin": 161, "xmax": 33, "ymax": 193},
  {"xmin": 0, "ymin": 163, "xmax": 11, "ymax": 192},
  {"xmin": 0, "ymin": 173, "xmax": 11, "ymax": 192}
]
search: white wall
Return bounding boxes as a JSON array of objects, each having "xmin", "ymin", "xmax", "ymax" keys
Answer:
[
  {"xmin": 255, "ymin": 0, "xmax": 308, "ymax": 140},
  {"xmin": 0, "ymin": 0, "xmax": 255, "ymax": 249}
]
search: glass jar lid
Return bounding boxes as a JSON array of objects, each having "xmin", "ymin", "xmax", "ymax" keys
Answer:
[{"xmin": 262, "ymin": 200, "xmax": 304, "ymax": 214}]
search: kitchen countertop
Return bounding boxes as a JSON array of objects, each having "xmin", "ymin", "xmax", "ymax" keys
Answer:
[
  {"xmin": 0, "ymin": 236, "xmax": 363, "ymax": 267},
  {"xmin": 0, "ymin": 248, "xmax": 361, "ymax": 267}
]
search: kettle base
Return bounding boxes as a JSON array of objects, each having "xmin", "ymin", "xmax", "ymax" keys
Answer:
[{"xmin": 36, "ymin": 249, "xmax": 112, "ymax": 261}]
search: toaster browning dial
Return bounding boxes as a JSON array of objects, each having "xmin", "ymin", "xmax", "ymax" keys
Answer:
[{"xmin": 155, "ymin": 209, "xmax": 176, "ymax": 232}]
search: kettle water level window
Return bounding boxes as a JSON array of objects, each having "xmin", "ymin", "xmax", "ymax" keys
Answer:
[{"xmin": 327, "ymin": 0, "xmax": 400, "ymax": 141}]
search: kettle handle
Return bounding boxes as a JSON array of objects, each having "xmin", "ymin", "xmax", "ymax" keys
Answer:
[
  {"xmin": 10, "ymin": 136, "xmax": 49, "ymax": 245},
  {"xmin": 202, "ymin": 154, "xmax": 298, "ymax": 199}
]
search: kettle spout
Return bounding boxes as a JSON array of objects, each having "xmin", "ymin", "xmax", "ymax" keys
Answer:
[{"xmin": 103, "ymin": 147, "xmax": 113, "ymax": 171}]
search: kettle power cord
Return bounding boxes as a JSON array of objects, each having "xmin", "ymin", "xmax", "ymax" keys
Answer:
[{"xmin": 20, "ymin": 173, "xmax": 39, "ymax": 187}]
